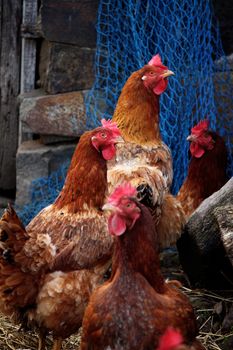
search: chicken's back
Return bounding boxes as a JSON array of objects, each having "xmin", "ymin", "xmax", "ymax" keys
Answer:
[{"xmin": 81, "ymin": 274, "xmax": 198, "ymax": 350}]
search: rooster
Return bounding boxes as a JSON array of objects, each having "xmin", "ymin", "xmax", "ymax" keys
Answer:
[
  {"xmin": 108, "ymin": 54, "xmax": 185, "ymax": 249},
  {"xmin": 0, "ymin": 121, "xmax": 121, "ymax": 350},
  {"xmin": 80, "ymin": 183, "xmax": 205, "ymax": 350},
  {"xmin": 177, "ymin": 119, "xmax": 228, "ymax": 217}
]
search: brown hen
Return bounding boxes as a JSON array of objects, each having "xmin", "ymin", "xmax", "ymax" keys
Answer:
[
  {"xmin": 177, "ymin": 119, "xmax": 228, "ymax": 218},
  {"xmin": 80, "ymin": 183, "xmax": 205, "ymax": 350},
  {"xmin": 0, "ymin": 121, "xmax": 121, "ymax": 350},
  {"xmin": 108, "ymin": 54, "xmax": 185, "ymax": 249}
]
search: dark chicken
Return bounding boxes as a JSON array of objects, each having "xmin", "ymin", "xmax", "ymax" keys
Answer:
[
  {"xmin": 80, "ymin": 183, "xmax": 205, "ymax": 350},
  {"xmin": 177, "ymin": 119, "xmax": 228, "ymax": 217}
]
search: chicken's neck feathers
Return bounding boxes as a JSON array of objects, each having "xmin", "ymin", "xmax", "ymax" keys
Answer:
[
  {"xmin": 178, "ymin": 133, "xmax": 227, "ymax": 201},
  {"xmin": 55, "ymin": 132, "xmax": 107, "ymax": 213},
  {"xmin": 113, "ymin": 72, "xmax": 161, "ymax": 145},
  {"xmin": 112, "ymin": 205, "xmax": 165, "ymax": 293}
]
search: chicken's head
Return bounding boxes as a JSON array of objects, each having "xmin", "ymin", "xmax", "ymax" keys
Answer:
[
  {"xmin": 103, "ymin": 182, "xmax": 141, "ymax": 236},
  {"xmin": 157, "ymin": 327, "xmax": 184, "ymax": 350},
  {"xmin": 141, "ymin": 54, "xmax": 174, "ymax": 95},
  {"xmin": 91, "ymin": 119, "xmax": 122, "ymax": 160},
  {"xmin": 187, "ymin": 119, "xmax": 215, "ymax": 158}
]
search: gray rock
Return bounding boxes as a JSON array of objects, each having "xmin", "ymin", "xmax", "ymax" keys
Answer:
[
  {"xmin": 177, "ymin": 178, "xmax": 233, "ymax": 289},
  {"xmin": 15, "ymin": 140, "xmax": 76, "ymax": 207},
  {"xmin": 20, "ymin": 91, "xmax": 88, "ymax": 137}
]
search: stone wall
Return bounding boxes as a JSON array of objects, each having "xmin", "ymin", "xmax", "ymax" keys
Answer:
[{"xmin": 17, "ymin": 0, "xmax": 99, "ymax": 207}]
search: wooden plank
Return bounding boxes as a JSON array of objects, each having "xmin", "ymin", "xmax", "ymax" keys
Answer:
[
  {"xmin": 40, "ymin": 0, "xmax": 98, "ymax": 47},
  {"xmin": 20, "ymin": 0, "xmax": 38, "ymax": 93},
  {"xmin": 20, "ymin": 91, "xmax": 88, "ymax": 137},
  {"xmin": 39, "ymin": 41, "xmax": 95, "ymax": 94},
  {"xmin": 0, "ymin": 0, "xmax": 22, "ymax": 190}
]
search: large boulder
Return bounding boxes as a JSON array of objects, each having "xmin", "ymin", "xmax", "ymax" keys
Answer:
[
  {"xmin": 20, "ymin": 91, "xmax": 88, "ymax": 137},
  {"xmin": 177, "ymin": 178, "xmax": 233, "ymax": 289}
]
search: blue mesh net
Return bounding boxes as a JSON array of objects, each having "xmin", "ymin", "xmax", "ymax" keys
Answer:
[
  {"xmin": 17, "ymin": 162, "xmax": 69, "ymax": 226},
  {"xmin": 86, "ymin": 0, "xmax": 233, "ymax": 192},
  {"xmin": 18, "ymin": 0, "xmax": 233, "ymax": 225}
]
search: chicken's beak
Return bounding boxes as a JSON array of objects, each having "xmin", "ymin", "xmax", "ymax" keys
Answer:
[
  {"xmin": 186, "ymin": 134, "xmax": 197, "ymax": 142},
  {"xmin": 102, "ymin": 203, "xmax": 116, "ymax": 212},
  {"xmin": 91, "ymin": 136, "xmax": 100, "ymax": 151},
  {"xmin": 114, "ymin": 136, "xmax": 124, "ymax": 143},
  {"xmin": 160, "ymin": 70, "xmax": 175, "ymax": 78}
]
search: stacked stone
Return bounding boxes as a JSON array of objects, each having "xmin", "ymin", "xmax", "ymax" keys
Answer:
[{"xmin": 17, "ymin": 0, "xmax": 98, "ymax": 207}]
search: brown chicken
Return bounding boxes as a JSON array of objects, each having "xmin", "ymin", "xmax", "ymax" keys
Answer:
[
  {"xmin": 108, "ymin": 54, "xmax": 185, "ymax": 249},
  {"xmin": 177, "ymin": 119, "xmax": 228, "ymax": 217},
  {"xmin": 80, "ymin": 183, "xmax": 205, "ymax": 350},
  {"xmin": 0, "ymin": 121, "xmax": 121, "ymax": 350}
]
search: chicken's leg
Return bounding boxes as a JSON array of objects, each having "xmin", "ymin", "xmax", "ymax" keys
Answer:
[
  {"xmin": 38, "ymin": 330, "xmax": 46, "ymax": 350},
  {"xmin": 52, "ymin": 337, "xmax": 63, "ymax": 350}
]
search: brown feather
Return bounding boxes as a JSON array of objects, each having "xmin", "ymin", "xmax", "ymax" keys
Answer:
[
  {"xmin": 81, "ymin": 202, "xmax": 203, "ymax": 350},
  {"xmin": 177, "ymin": 132, "xmax": 228, "ymax": 217},
  {"xmin": 0, "ymin": 127, "xmax": 115, "ymax": 345},
  {"xmin": 55, "ymin": 129, "xmax": 107, "ymax": 212},
  {"xmin": 113, "ymin": 67, "xmax": 161, "ymax": 145},
  {"xmin": 109, "ymin": 65, "xmax": 184, "ymax": 249}
]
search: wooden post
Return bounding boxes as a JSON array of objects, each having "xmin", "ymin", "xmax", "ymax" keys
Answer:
[
  {"xmin": 0, "ymin": 0, "xmax": 22, "ymax": 190},
  {"xmin": 19, "ymin": 0, "xmax": 38, "ymax": 144}
]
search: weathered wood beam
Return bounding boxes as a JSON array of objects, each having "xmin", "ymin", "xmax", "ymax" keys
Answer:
[
  {"xmin": 19, "ymin": 0, "xmax": 38, "ymax": 144},
  {"xmin": 40, "ymin": 0, "xmax": 98, "ymax": 47},
  {"xmin": 20, "ymin": 91, "xmax": 88, "ymax": 137},
  {"xmin": 0, "ymin": 0, "xmax": 22, "ymax": 190}
]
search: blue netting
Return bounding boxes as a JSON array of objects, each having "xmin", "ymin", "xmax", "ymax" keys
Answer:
[
  {"xmin": 18, "ymin": 0, "xmax": 233, "ymax": 225},
  {"xmin": 17, "ymin": 162, "xmax": 69, "ymax": 226},
  {"xmin": 85, "ymin": 0, "xmax": 233, "ymax": 193}
]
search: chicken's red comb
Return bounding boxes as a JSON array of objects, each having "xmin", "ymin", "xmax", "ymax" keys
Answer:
[
  {"xmin": 148, "ymin": 54, "xmax": 163, "ymax": 67},
  {"xmin": 108, "ymin": 182, "xmax": 137, "ymax": 205},
  {"xmin": 101, "ymin": 119, "xmax": 121, "ymax": 137},
  {"xmin": 157, "ymin": 328, "xmax": 184, "ymax": 350},
  {"xmin": 191, "ymin": 119, "xmax": 210, "ymax": 135}
]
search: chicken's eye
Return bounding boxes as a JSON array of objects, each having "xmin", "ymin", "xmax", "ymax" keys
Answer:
[
  {"xmin": 149, "ymin": 71, "xmax": 156, "ymax": 75},
  {"xmin": 101, "ymin": 133, "xmax": 107, "ymax": 138},
  {"xmin": 125, "ymin": 203, "xmax": 132, "ymax": 208}
]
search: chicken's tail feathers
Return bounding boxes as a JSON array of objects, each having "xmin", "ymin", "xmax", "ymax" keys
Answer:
[
  {"xmin": 1, "ymin": 203, "xmax": 25, "ymax": 230},
  {"xmin": 0, "ymin": 206, "xmax": 38, "ymax": 321},
  {"xmin": 0, "ymin": 204, "xmax": 28, "ymax": 257}
]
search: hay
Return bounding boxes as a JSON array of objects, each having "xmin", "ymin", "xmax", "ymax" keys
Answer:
[
  {"xmin": 0, "ymin": 288, "xmax": 232, "ymax": 350},
  {"xmin": 0, "ymin": 314, "xmax": 81, "ymax": 350},
  {"xmin": 0, "ymin": 269, "xmax": 232, "ymax": 349},
  {"xmin": 182, "ymin": 287, "xmax": 233, "ymax": 350}
]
